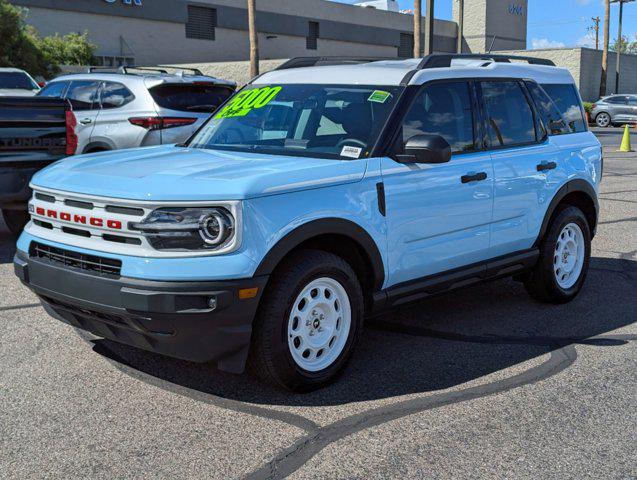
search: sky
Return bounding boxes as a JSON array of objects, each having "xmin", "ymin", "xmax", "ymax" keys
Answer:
[{"xmin": 329, "ymin": 0, "xmax": 637, "ymax": 50}]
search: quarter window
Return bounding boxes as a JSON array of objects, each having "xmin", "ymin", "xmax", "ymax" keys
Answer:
[
  {"xmin": 540, "ymin": 84, "xmax": 586, "ymax": 133},
  {"xmin": 100, "ymin": 82, "xmax": 135, "ymax": 109},
  {"xmin": 400, "ymin": 81, "xmax": 475, "ymax": 154},
  {"xmin": 481, "ymin": 81, "xmax": 536, "ymax": 147},
  {"xmin": 307, "ymin": 21, "xmax": 319, "ymax": 50}
]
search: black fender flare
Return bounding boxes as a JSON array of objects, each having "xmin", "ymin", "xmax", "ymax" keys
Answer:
[
  {"xmin": 535, "ymin": 179, "xmax": 599, "ymax": 245},
  {"xmin": 254, "ymin": 218, "xmax": 385, "ymax": 291}
]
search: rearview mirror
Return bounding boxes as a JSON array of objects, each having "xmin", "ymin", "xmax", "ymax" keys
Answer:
[{"xmin": 395, "ymin": 134, "xmax": 451, "ymax": 164}]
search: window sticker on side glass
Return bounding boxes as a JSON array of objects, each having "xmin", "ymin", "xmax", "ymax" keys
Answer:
[
  {"xmin": 215, "ymin": 86, "xmax": 282, "ymax": 119},
  {"xmin": 368, "ymin": 90, "xmax": 391, "ymax": 104},
  {"xmin": 340, "ymin": 145, "xmax": 362, "ymax": 158}
]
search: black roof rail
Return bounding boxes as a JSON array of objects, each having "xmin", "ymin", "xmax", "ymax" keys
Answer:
[
  {"xmin": 121, "ymin": 66, "xmax": 169, "ymax": 74},
  {"xmin": 416, "ymin": 53, "xmax": 556, "ymax": 69},
  {"xmin": 157, "ymin": 65, "xmax": 205, "ymax": 76},
  {"xmin": 275, "ymin": 56, "xmax": 404, "ymax": 70},
  {"xmin": 86, "ymin": 66, "xmax": 121, "ymax": 73}
]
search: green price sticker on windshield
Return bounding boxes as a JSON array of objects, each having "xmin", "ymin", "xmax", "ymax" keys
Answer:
[
  {"xmin": 368, "ymin": 90, "xmax": 391, "ymax": 104},
  {"xmin": 216, "ymin": 86, "xmax": 282, "ymax": 119}
]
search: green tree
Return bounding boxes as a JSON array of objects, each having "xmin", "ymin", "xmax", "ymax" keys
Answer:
[
  {"xmin": 0, "ymin": 0, "xmax": 96, "ymax": 78},
  {"xmin": 611, "ymin": 34, "xmax": 637, "ymax": 54}
]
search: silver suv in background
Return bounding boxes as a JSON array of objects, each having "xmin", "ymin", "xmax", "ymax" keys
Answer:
[
  {"xmin": 0, "ymin": 68, "xmax": 41, "ymax": 97},
  {"xmin": 590, "ymin": 94, "xmax": 637, "ymax": 127},
  {"xmin": 37, "ymin": 67, "xmax": 236, "ymax": 153}
]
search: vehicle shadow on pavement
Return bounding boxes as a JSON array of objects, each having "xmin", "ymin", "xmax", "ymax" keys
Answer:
[{"xmin": 87, "ymin": 256, "xmax": 637, "ymax": 407}]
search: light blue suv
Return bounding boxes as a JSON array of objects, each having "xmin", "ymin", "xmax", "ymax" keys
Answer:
[{"xmin": 14, "ymin": 55, "xmax": 602, "ymax": 391}]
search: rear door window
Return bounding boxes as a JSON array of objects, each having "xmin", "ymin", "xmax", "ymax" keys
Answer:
[
  {"xmin": 64, "ymin": 80, "xmax": 100, "ymax": 111},
  {"xmin": 540, "ymin": 84, "xmax": 587, "ymax": 133},
  {"xmin": 526, "ymin": 81, "xmax": 571, "ymax": 136},
  {"xmin": 481, "ymin": 81, "xmax": 537, "ymax": 148},
  {"xmin": 38, "ymin": 81, "xmax": 68, "ymax": 98},
  {"xmin": 606, "ymin": 96, "xmax": 628, "ymax": 104},
  {"xmin": 100, "ymin": 81, "xmax": 135, "ymax": 109},
  {"xmin": 149, "ymin": 84, "xmax": 234, "ymax": 113}
]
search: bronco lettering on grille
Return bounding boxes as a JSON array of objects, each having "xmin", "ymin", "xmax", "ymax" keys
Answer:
[{"xmin": 35, "ymin": 207, "xmax": 122, "ymax": 230}]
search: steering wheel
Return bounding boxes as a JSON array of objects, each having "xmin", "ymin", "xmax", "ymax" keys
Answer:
[{"xmin": 335, "ymin": 138, "xmax": 367, "ymax": 151}]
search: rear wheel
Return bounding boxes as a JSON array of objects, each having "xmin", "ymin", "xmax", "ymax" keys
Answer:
[
  {"xmin": 249, "ymin": 250, "xmax": 363, "ymax": 392},
  {"xmin": 524, "ymin": 206, "xmax": 591, "ymax": 304},
  {"xmin": 595, "ymin": 112, "xmax": 611, "ymax": 128},
  {"xmin": 2, "ymin": 209, "xmax": 30, "ymax": 236}
]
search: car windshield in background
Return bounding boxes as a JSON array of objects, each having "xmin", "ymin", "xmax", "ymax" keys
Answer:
[
  {"xmin": 0, "ymin": 72, "xmax": 38, "ymax": 90},
  {"xmin": 150, "ymin": 83, "xmax": 234, "ymax": 113},
  {"xmin": 188, "ymin": 84, "xmax": 402, "ymax": 160}
]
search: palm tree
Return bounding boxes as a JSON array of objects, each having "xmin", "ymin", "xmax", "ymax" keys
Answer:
[
  {"xmin": 600, "ymin": 0, "xmax": 610, "ymax": 97},
  {"xmin": 413, "ymin": 0, "xmax": 421, "ymax": 58},
  {"xmin": 247, "ymin": 0, "xmax": 259, "ymax": 77}
]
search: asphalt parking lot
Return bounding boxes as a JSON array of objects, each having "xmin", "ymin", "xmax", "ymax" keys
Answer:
[{"xmin": 1, "ymin": 127, "xmax": 635, "ymax": 479}]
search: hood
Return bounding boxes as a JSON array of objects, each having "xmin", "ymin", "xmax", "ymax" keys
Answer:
[
  {"xmin": 0, "ymin": 89, "xmax": 38, "ymax": 97},
  {"xmin": 31, "ymin": 145, "xmax": 368, "ymax": 201}
]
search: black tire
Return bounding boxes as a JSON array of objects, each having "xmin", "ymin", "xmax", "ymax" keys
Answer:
[
  {"xmin": 524, "ymin": 206, "xmax": 591, "ymax": 304},
  {"xmin": 2, "ymin": 209, "xmax": 30, "ymax": 236},
  {"xmin": 249, "ymin": 249, "xmax": 364, "ymax": 392},
  {"xmin": 594, "ymin": 112, "xmax": 611, "ymax": 128}
]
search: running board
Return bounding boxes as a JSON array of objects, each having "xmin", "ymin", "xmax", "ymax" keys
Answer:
[{"xmin": 371, "ymin": 249, "xmax": 539, "ymax": 313}]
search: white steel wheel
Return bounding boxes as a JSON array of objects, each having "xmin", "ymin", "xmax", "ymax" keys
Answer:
[
  {"xmin": 287, "ymin": 277, "xmax": 352, "ymax": 372},
  {"xmin": 553, "ymin": 223, "xmax": 585, "ymax": 289}
]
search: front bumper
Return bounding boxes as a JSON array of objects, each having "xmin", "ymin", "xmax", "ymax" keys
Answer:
[{"xmin": 14, "ymin": 250, "xmax": 268, "ymax": 373}]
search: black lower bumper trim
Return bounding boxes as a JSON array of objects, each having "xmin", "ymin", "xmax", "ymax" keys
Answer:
[{"xmin": 14, "ymin": 251, "xmax": 268, "ymax": 373}]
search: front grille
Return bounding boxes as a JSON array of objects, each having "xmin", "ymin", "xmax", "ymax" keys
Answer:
[{"xmin": 29, "ymin": 241, "xmax": 122, "ymax": 278}]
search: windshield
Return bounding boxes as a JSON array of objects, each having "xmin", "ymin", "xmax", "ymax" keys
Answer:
[
  {"xmin": 188, "ymin": 84, "xmax": 402, "ymax": 160},
  {"xmin": 0, "ymin": 72, "xmax": 38, "ymax": 90}
]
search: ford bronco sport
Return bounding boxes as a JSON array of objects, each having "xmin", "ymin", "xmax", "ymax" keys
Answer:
[{"xmin": 14, "ymin": 55, "xmax": 602, "ymax": 391}]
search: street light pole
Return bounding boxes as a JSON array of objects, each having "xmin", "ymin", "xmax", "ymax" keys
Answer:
[
  {"xmin": 424, "ymin": 0, "xmax": 434, "ymax": 55},
  {"xmin": 612, "ymin": 0, "xmax": 635, "ymax": 94},
  {"xmin": 456, "ymin": 0, "xmax": 464, "ymax": 53}
]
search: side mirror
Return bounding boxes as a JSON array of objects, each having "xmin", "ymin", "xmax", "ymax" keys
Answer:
[{"xmin": 395, "ymin": 134, "xmax": 452, "ymax": 164}]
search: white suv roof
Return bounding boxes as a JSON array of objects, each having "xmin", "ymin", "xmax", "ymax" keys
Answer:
[{"xmin": 255, "ymin": 55, "xmax": 575, "ymax": 87}]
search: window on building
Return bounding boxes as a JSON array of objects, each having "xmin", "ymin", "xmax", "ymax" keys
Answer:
[
  {"xmin": 100, "ymin": 82, "xmax": 135, "ymax": 109},
  {"xmin": 307, "ymin": 21, "xmax": 319, "ymax": 50},
  {"xmin": 398, "ymin": 33, "xmax": 413, "ymax": 58},
  {"xmin": 541, "ymin": 84, "xmax": 587, "ymax": 133},
  {"xmin": 526, "ymin": 81, "xmax": 571, "ymax": 136},
  {"xmin": 64, "ymin": 81, "xmax": 101, "ymax": 111},
  {"xmin": 400, "ymin": 81, "xmax": 475, "ymax": 154},
  {"xmin": 481, "ymin": 81, "xmax": 537, "ymax": 147},
  {"xmin": 186, "ymin": 5, "xmax": 217, "ymax": 41}
]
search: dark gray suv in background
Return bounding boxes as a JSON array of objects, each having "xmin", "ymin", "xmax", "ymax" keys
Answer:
[{"xmin": 590, "ymin": 94, "xmax": 637, "ymax": 127}]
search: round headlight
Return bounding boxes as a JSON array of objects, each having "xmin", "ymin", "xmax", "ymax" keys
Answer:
[{"xmin": 199, "ymin": 212, "xmax": 228, "ymax": 245}]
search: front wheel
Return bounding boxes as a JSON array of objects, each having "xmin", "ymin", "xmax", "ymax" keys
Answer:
[
  {"xmin": 2, "ymin": 209, "xmax": 30, "ymax": 236},
  {"xmin": 249, "ymin": 250, "xmax": 364, "ymax": 392},
  {"xmin": 524, "ymin": 206, "xmax": 591, "ymax": 304}
]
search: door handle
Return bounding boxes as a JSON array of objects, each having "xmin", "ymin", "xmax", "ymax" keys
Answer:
[
  {"xmin": 79, "ymin": 118, "xmax": 92, "ymax": 125},
  {"xmin": 461, "ymin": 172, "xmax": 487, "ymax": 183},
  {"xmin": 536, "ymin": 161, "xmax": 557, "ymax": 172}
]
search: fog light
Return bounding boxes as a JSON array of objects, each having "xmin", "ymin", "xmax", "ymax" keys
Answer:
[{"xmin": 208, "ymin": 297, "xmax": 217, "ymax": 310}]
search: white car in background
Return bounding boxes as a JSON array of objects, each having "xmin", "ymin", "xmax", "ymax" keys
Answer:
[
  {"xmin": 37, "ymin": 66, "xmax": 236, "ymax": 154},
  {"xmin": 0, "ymin": 68, "xmax": 41, "ymax": 96}
]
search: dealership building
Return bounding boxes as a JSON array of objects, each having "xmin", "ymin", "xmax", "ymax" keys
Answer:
[{"xmin": 8, "ymin": 0, "xmax": 637, "ymax": 100}]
